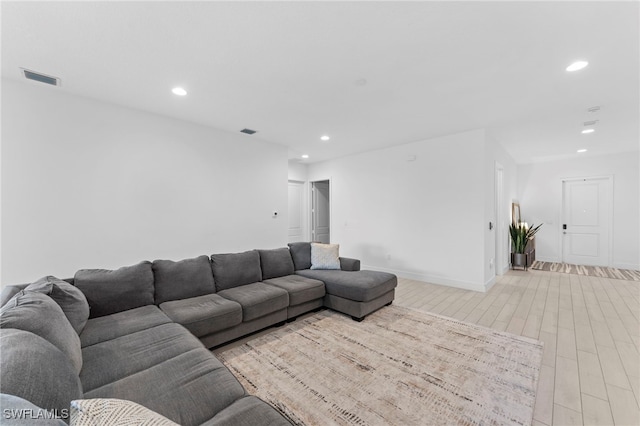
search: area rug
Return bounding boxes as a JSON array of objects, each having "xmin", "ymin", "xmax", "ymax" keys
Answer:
[
  {"xmin": 531, "ymin": 261, "xmax": 640, "ymax": 281},
  {"xmin": 216, "ymin": 306, "xmax": 543, "ymax": 426}
]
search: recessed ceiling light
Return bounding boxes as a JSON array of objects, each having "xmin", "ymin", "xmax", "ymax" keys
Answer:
[
  {"xmin": 566, "ymin": 61, "xmax": 588, "ymax": 72},
  {"xmin": 581, "ymin": 129, "xmax": 595, "ymax": 134},
  {"xmin": 577, "ymin": 149, "xmax": 588, "ymax": 153},
  {"xmin": 301, "ymin": 154, "xmax": 309, "ymax": 159},
  {"xmin": 320, "ymin": 135, "xmax": 330, "ymax": 141},
  {"xmin": 172, "ymin": 87, "xmax": 187, "ymax": 96}
]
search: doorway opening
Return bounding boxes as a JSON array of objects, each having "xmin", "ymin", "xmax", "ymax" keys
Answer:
[
  {"xmin": 311, "ymin": 180, "xmax": 330, "ymax": 243},
  {"xmin": 561, "ymin": 176, "xmax": 613, "ymax": 267}
]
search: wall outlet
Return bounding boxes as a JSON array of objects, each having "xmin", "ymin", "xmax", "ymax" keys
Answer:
[{"xmin": 489, "ymin": 258, "xmax": 494, "ymax": 269}]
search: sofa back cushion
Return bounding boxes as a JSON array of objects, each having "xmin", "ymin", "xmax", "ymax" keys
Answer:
[
  {"xmin": 258, "ymin": 248, "xmax": 295, "ymax": 280},
  {"xmin": 211, "ymin": 250, "xmax": 262, "ymax": 291},
  {"xmin": 26, "ymin": 276, "xmax": 90, "ymax": 334},
  {"xmin": 74, "ymin": 261, "xmax": 154, "ymax": 318},
  {"xmin": 0, "ymin": 284, "xmax": 30, "ymax": 308},
  {"xmin": 0, "ymin": 291, "xmax": 83, "ymax": 374},
  {"xmin": 152, "ymin": 255, "xmax": 216, "ymax": 304},
  {"xmin": 0, "ymin": 328, "xmax": 83, "ymax": 417},
  {"xmin": 287, "ymin": 242, "xmax": 312, "ymax": 270}
]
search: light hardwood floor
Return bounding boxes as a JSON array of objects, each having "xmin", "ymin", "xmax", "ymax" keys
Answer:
[{"xmin": 394, "ymin": 270, "xmax": 640, "ymax": 426}]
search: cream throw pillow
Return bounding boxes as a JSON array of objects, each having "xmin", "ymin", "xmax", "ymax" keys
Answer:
[
  {"xmin": 310, "ymin": 243, "xmax": 341, "ymax": 270},
  {"xmin": 70, "ymin": 399, "xmax": 179, "ymax": 426}
]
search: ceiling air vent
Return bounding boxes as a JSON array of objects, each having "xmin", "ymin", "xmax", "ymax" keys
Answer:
[
  {"xmin": 240, "ymin": 128, "xmax": 257, "ymax": 135},
  {"xmin": 583, "ymin": 120, "xmax": 599, "ymax": 127},
  {"xmin": 21, "ymin": 68, "xmax": 61, "ymax": 86}
]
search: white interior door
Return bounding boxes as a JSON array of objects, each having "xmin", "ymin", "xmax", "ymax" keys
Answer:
[
  {"xmin": 288, "ymin": 180, "xmax": 305, "ymax": 243},
  {"xmin": 311, "ymin": 180, "xmax": 330, "ymax": 243},
  {"xmin": 562, "ymin": 177, "xmax": 611, "ymax": 266}
]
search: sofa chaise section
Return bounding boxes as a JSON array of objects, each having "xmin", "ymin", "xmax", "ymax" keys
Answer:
[{"xmin": 289, "ymin": 242, "xmax": 397, "ymax": 321}]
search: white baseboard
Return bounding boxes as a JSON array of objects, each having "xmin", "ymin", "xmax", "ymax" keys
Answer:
[
  {"xmin": 362, "ymin": 264, "xmax": 492, "ymax": 293},
  {"xmin": 534, "ymin": 256, "xmax": 561, "ymax": 263},
  {"xmin": 485, "ymin": 276, "xmax": 496, "ymax": 291}
]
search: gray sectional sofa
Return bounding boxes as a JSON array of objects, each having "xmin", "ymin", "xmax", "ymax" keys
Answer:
[{"xmin": 0, "ymin": 242, "xmax": 397, "ymax": 425}]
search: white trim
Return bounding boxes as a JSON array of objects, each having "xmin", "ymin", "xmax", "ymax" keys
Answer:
[
  {"xmin": 362, "ymin": 264, "xmax": 493, "ymax": 293},
  {"xmin": 287, "ymin": 179, "xmax": 309, "ymax": 244},
  {"xmin": 560, "ymin": 175, "xmax": 614, "ymax": 267},
  {"xmin": 495, "ymin": 161, "xmax": 505, "ymax": 276}
]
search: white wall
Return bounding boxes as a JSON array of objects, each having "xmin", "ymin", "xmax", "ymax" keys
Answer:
[
  {"xmin": 1, "ymin": 79, "xmax": 289, "ymax": 284},
  {"xmin": 518, "ymin": 152, "xmax": 639, "ymax": 269},
  {"xmin": 288, "ymin": 161, "xmax": 308, "ymax": 182},
  {"xmin": 307, "ymin": 129, "xmax": 489, "ymax": 291}
]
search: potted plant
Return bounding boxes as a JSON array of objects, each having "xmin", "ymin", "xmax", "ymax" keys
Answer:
[{"xmin": 509, "ymin": 222, "xmax": 542, "ymax": 269}]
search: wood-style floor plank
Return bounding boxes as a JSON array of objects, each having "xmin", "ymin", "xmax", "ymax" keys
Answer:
[{"xmin": 393, "ymin": 269, "xmax": 640, "ymax": 426}]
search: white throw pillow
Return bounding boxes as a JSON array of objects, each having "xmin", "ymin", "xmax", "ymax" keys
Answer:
[
  {"xmin": 70, "ymin": 399, "xmax": 179, "ymax": 426},
  {"xmin": 310, "ymin": 243, "xmax": 341, "ymax": 270}
]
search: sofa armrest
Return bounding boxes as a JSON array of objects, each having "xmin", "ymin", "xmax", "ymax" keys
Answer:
[{"xmin": 339, "ymin": 257, "xmax": 361, "ymax": 272}]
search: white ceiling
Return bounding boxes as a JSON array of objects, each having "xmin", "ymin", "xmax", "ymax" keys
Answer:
[{"xmin": 2, "ymin": 1, "xmax": 638, "ymax": 164}]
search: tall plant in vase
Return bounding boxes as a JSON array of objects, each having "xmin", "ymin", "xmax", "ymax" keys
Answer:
[{"xmin": 509, "ymin": 222, "xmax": 542, "ymax": 268}]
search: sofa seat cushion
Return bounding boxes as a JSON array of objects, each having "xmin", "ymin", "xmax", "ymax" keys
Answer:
[
  {"xmin": 201, "ymin": 396, "xmax": 292, "ymax": 426},
  {"xmin": 152, "ymin": 255, "xmax": 216, "ymax": 304},
  {"xmin": 218, "ymin": 283, "xmax": 288, "ymax": 322},
  {"xmin": 159, "ymin": 294, "xmax": 242, "ymax": 337},
  {"xmin": 84, "ymin": 348, "xmax": 245, "ymax": 426},
  {"xmin": 0, "ymin": 329, "xmax": 83, "ymax": 417},
  {"xmin": 80, "ymin": 323, "xmax": 205, "ymax": 392},
  {"xmin": 75, "ymin": 261, "xmax": 155, "ymax": 318},
  {"xmin": 295, "ymin": 270, "xmax": 397, "ymax": 302},
  {"xmin": 262, "ymin": 275, "xmax": 325, "ymax": 306},
  {"xmin": 80, "ymin": 305, "xmax": 172, "ymax": 347}
]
